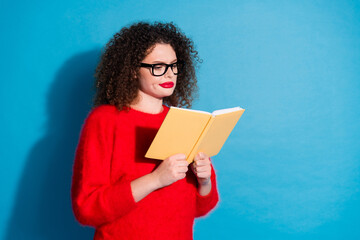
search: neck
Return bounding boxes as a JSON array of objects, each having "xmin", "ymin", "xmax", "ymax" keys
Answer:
[{"xmin": 130, "ymin": 91, "xmax": 164, "ymax": 114}]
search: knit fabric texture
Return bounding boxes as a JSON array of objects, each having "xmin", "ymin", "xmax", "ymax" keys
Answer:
[{"xmin": 71, "ymin": 105, "xmax": 219, "ymax": 240}]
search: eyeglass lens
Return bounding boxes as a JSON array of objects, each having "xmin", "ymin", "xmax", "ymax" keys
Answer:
[{"xmin": 152, "ymin": 63, "xmax": 179, "ymax": 76}]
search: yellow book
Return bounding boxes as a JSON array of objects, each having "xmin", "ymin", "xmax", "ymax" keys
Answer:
[{"xmin": 145, "ymin": 106, "xmax": 245, "ymax": 163}]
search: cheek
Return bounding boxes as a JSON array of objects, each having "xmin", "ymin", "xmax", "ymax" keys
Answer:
[
  {"xmin": 138, "ymin": 71, "xmax": 154, "ymax": 85},
  {"xmin": 138, "ymin": 76, "xmax": 159, "ymax": 91}
]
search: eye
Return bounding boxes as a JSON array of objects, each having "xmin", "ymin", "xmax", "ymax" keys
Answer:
[{"xmin": 153, "ymin": 65, "xmax": 164, "ymax": 70}]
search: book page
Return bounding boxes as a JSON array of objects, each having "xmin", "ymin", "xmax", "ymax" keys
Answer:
[
  {"xmin": 212, "ymin": 107, "xmax": 243, "ymax": 116},
  {"xmin": 170, "ymin": 106, "xmax": 212, "ymax": 115}
]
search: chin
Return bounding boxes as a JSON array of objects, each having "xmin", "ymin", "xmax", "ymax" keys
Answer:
[
  {"xmin": 165, "ymin": 91, "xmax": 175, "ymax": 97},
  {"xmin": 159, "ymin": 89, "xmax": 175, "ymax": 98}
]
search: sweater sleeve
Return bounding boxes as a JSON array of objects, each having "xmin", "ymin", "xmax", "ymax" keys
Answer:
[
  {"xmin": 195, "ymin": 163, "xmax": 219, "ymax": 217},
  {"xmin": 71, "ymin": 107, "xmax": 137, "ymax": 227}
]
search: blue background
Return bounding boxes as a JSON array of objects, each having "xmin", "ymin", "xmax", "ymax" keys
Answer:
[{"xmin": 1, "ymin": 0, "xmax": 360, "ymax": 239}]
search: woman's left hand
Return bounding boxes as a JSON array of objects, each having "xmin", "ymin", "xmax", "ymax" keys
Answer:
[{"xmin": 191, "ymin": 152, "xmax": 211, "ymax": 186}]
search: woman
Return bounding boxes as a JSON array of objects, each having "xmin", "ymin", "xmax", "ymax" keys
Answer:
[{"xmin": 71, "ymin": 22, "xmax": 219, "ymax": 240}]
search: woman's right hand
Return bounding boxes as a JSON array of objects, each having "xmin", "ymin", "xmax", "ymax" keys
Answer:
[{"xmin": 151, "ymin": 153, "xmax": 189, "ymax": 188}]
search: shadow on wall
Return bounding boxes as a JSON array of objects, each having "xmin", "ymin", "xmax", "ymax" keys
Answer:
[{"xmin": 5, "ymin": 49, "xmax": 101, "ymax": 239}]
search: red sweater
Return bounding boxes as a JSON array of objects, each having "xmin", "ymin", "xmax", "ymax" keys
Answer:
[{"xmin": 71, "ymin": 105, "xmax": 219, "ymax": 240}]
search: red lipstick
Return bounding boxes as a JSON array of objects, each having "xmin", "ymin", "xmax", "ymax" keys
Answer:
[{"xmin": 159, "ymin": 82, "xmax": 174, "ymax": 88}]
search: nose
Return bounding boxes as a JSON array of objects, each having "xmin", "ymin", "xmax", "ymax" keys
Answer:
[{"xmin": 164, "ymin": 66, "xmax": 175, "ymax": 78}]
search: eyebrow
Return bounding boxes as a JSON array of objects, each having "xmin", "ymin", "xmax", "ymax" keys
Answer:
[{"xmin": 150, "ymin": 59, "xmax": 177, "ymax": 64}]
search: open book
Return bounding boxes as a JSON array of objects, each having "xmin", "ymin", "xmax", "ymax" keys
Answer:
[{"xmin": 145, "ymin": 106, "xmax": 245, "ymax": 163}]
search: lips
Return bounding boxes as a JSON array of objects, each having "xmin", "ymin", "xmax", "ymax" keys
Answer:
[{"xmin": 159, "ymin": 82, "xmax": 174, "ymax": 88}]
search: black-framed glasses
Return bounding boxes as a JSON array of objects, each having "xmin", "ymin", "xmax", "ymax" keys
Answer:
[{"xmin": 140, "ymin": 62, "xmax": 181, "ymax": 76}]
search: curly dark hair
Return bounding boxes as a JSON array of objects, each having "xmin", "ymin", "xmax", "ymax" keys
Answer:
[{"xmin": 94, "ymin": 21, "xmax": 201, "ymax": 110}]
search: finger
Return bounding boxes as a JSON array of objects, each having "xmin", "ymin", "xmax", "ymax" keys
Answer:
[
  {"xmin": 167, "ymin": 153, "xmax": 186, "ymax": 161},
  {"xmin": 198, "ymin": 152, "xmax": 209, "ymax": 160},
  {"xmin": 176, "ymin": 157, "xmax": 189, "ymax": 166},
  {"xmin": 195, "ymin": 152, "xmax": 204, "ymax": 160},
  {"xmin": 178, "ymin": 166, "xmax": 189, "ymax": 173},
  {"xmin": 194, "ymin": 159, "xmax": 210, "ymax": 167},
  {"xmin": 195, "ymin": 165, "xmax": 211, "ymax": 173},
  {"xmin": 173, "ymin": 153, "xmax": 186, "ymax": 160},
  {"xmin": 197, "ymin": 172, "xmax": 211, "ymax": 179},
  {"xmin": 176, "ymin": 160, "xmax": 189, "ymax": 167}
]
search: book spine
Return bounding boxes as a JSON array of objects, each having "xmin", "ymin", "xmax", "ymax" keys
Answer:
[{"xmin": 186, "ymin": 116, "xmax": 215, "ymax": 163}]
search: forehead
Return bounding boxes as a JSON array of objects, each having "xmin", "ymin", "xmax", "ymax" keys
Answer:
[{"xmin": 143, "ymin": 43, "xmax": 177, "ymax": 62}]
